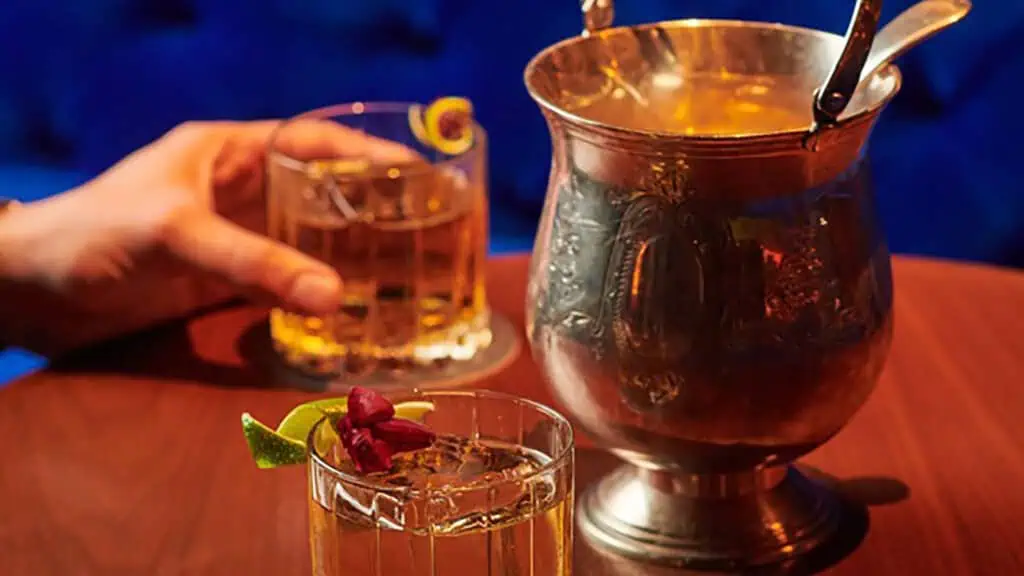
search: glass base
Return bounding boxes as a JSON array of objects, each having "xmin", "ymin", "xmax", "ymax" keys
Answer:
[
  {"xmin": 271, "ymin": 313, "xmax": 520, "ymax": 392},
  {"xmin": 271, "ymin": 308, "xmax": 496, "ymax": 376},
  {"xmin": 578, "ymin": 464, "xmax": 842, "ymax": 570}
]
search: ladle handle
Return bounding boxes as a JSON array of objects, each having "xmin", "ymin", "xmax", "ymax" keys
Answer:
[
  {"xmin": 860, "ymin": 0, "xmax": 972, "ymax": 84},
  {"xmin": 580, "ymin": 0, "xmax": 886, "ymax": 127},
  {"xmin": 581, "ymin": 0, "xmax": 614, "ymax": 36},
  {"xmin": 813, "ymin": 0, "xmax": 884, "ymax": 128}
]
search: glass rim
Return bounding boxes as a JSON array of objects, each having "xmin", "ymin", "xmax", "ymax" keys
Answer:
[
  {"xmin": 307, "ymin": 389, "xmax": 575, "ymax": 498},
  {"xmin": 266, "ymin": 101, "xmax": 487, "ymax": 179}
]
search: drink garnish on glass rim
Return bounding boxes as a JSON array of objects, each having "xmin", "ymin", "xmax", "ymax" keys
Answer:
[
  {"xmin": 305, "ymin": 96, "xmax": 475, "ymax": 181},
  {"xmin": 336, "ymin": 387, "xmax": 436, "ymax": 473},
  {"xmin": 241, "ymin": 387, "xmax": 435, "ymax": 470},
  {"xmin": 408, "ymin": 97, "xmax": 475, "ymax": 155}
]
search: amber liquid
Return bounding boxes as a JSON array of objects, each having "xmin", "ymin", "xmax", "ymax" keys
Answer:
[
  {"xmin": 309, "ymin": 438, "xmax": 573, "ymax": 576},
  {"xmin": 572, "ymin": 74, "xmax": 814, "ymax": 135},
  {"xmin": 268, "ymin": 165, "xmax": 489, "ymax": 375}
]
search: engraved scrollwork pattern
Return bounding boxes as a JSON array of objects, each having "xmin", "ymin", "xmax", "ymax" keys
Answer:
[{"xmin": 532, "ymin": 148, "xmax": 892, "ymax": 451}]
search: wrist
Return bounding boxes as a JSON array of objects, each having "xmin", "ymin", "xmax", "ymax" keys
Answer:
[
  {"xmin": 0, "ymin": 196, "xmax": 69, "ymax": 355},
  {"xmin": 0, "ymin": 198, "xmax": 20, "ymax": 234},
  {"xmin": 0, "ymin": 194, "xmax": 72, "ymax": 282},
  {"xmin": 0, "ymin": 198, "xmax": 26, "ymax": 278}
]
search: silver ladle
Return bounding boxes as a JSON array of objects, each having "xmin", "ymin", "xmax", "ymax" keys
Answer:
[
  {"xmin": 857, "ymin": 0, "xmax": 972, "ymax": 86},
  {"xmin": 580, "ymin": 0, "xmax": 972, "ymax": 127}
]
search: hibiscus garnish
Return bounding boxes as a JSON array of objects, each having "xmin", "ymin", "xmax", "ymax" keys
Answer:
[
  {"xmin": 371, "ymin": 419, "xmax": 436, "ymax": 453},
  {"xmin": 337, "ymin": 387, "xmax": 437, "ymax": 474},
  {"xmin": 337, "ymin": 414, "xmax": 355, "ymax": 451},
  {"xmin": 348, "ymin": 387, "xmax": 395, "ymax": 426},
  {"xmin": 345, "ymin": 428, "xmax": 393, "ymax": 474}
]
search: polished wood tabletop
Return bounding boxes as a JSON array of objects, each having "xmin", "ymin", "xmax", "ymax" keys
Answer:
[{"xmin": 2, "ymin": 255, "xmax": 1024, "ymax": 575}]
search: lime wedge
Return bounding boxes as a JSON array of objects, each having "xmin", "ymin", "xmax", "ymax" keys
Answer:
[
  {"xmin": 241, "ymin": 398, "xmax": 436, "ymax": 469},
  {"xmin": 241, "ymin": 413, "xmax": 307, "ymax": 469},
  {"xmin": 393, "ymin": 400, "xmax": 436, "ymax": 422},
  {"xmin": 276, "ymin": 397, "xmax": 350, "ymax": 443}
]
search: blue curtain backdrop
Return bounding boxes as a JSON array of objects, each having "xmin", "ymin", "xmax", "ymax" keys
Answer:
[{"xmin": 0, "ymin": 0, "xmax": 1020, "ymax": 379}]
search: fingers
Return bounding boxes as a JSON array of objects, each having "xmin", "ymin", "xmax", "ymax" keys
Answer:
[
  {"xmin": 155, "ymin": 116, "xmax": 426, "ymax": 314},
  {"xmin": 163, "ymin": 210, "xmax": 342, "ymax": 315},
  {"xmin": 191, "ymin": 119, "xmax": 424, "ymax": 167},
  {"xmin": 267, "ymin": 118, "xmax": 425, "ymax": 166}
]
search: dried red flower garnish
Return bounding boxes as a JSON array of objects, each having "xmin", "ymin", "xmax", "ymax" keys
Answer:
[
  {"xmin": 372, "ymin": 419, "xmax": 436, "ymax": 453},
  {"xmin": 337, "ymin": 415, "xmax": 355, "ymax": 450},
  {"xmin": 337, "ymin": 387, "xmax": 436, "ymax": 474},
  {"xmin": 348, "ymin": 387, "xmax": 395, "ymax": 426},
  {"xmin": 347, "ymin": 428, "xmax": 393, "ymax": 473}
]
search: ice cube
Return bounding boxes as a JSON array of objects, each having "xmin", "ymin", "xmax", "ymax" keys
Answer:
[
  {"xmin": 371, "ymin": 491, "xmax": 408, "ymax": 530},
  {"xmin": 333, "ymin": 483, "xmax": 407, "ymax": 531},
  {"xmin": 426, "ymin": 490, "xmax": 459, "ymax": 527}
]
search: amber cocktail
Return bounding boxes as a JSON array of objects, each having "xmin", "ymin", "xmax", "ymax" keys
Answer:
[
  {"xmin": 266, "ymin": 102, "xmax": 490, "ymax": 376},
  {"xmin": 306, "ymin": 390, "xmax": 574, "ymax": 575}
]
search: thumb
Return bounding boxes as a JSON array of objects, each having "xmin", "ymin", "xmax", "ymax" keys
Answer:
[{"xmin": 164, "ymin": 212, "xmax": 342, "ymax": 314}]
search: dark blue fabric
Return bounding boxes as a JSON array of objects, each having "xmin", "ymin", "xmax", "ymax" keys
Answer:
[
  {"xmin": 0, "ymin": 0, "xmax": 1020, "ymax": 380},
  {"xmin": 0, "ymin": 0, "xmax": 1020, "ymax": 259}
]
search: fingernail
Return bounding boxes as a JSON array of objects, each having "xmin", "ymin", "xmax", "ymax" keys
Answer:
[{"xmin": 289, "ymin": 273, "xmax": 341, "ymax": 313}]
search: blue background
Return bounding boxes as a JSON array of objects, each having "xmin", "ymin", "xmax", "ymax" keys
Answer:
[{"xmin": 0, "ymin": 0, "xmax": 1020, "ymax": 380}]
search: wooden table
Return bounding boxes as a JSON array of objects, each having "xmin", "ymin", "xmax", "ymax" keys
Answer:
[{"xmin": 2, "ymin": 255, "xmax": 1024, "ymax": 575}]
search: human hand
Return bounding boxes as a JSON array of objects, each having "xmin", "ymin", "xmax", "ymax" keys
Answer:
[{"xmin": 0, "ymin": 120, "xmax": 417, "ymax": 356}]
